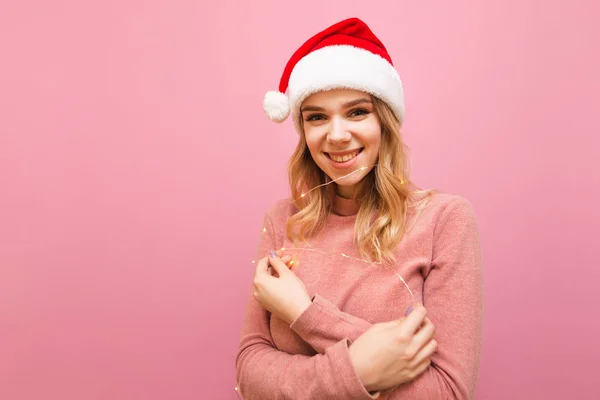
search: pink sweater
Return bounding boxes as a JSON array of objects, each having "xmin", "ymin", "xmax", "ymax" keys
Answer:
[{"xmin": 236, "ymin": 192, "xmax": 483, "ymax": 399}]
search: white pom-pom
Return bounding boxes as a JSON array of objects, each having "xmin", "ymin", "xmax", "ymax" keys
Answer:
[{"xmin": 263, "ymin": 91, "xmax": 290, "ymax": 123}]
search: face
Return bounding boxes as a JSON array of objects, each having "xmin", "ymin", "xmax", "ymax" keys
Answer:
[{"xmin": 300, "ymin": 89, "xmax": 382, "ymax": 199}]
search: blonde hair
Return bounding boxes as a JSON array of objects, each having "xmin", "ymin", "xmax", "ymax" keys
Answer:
[{"xmin": 286, "ymin": 95, "xmax": 438, "ymax": 265}]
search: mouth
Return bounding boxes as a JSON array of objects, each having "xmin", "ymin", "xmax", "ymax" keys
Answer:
[{"xmin": 325, "ymin": 148, "xmax": 364, "ymax": 163}]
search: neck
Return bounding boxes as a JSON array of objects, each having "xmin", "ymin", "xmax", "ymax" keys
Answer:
[
  {"xmin": 336, "ymin": 191, "xmax": 353, "ymax": 200},
  {"xmin": 335, "ymin": 184, "xmax": 356, "ymax": 200},
  {"xmin": 332, "ymin": 192, "xmax": 360, "ymax": 216}
]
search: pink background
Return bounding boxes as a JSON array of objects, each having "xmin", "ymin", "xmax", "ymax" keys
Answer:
[{"xmin": 1, "ymin": 1, "xmax": 598, "ymax": 399}]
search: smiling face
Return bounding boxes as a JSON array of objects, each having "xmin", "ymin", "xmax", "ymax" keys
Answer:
[{"xmin": 300, "ymin": 89, "xmax": 382, "ymax": 199}]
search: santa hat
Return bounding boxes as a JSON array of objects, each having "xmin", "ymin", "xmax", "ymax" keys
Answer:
[{"xmin": 263, "ymin": 17, "xmax": 405, "ymax": 128}]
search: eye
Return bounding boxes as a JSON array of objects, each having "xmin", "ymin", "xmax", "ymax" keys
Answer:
[
  {"xmin": 305, "ymin": 113, "xmax": 326, "ymax": 122},
  {"xmin": 349, "ymin": 108, "xmax": 370, "ymax": 117}
]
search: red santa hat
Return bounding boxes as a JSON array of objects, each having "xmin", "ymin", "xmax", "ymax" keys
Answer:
[{"xmin": 263, "ymin": 17, "xmax": 405, "ymax": 127}]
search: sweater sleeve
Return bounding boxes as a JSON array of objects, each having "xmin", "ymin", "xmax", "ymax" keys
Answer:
[
  {"xmin": 382, "ymin": 196, "xmax": 484, "ymax": 399},
  {"xmin": 289, "ymin": 293, "xmax": 372, "ymax": 354},
  {"xmin": 235, "ymin": 206, "xmax": 379, "ymax": 400}
]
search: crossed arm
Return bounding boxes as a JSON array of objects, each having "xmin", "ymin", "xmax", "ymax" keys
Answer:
[{"xmin": 235, "ymin": 197, "xmax": 483, "ymax": 399}]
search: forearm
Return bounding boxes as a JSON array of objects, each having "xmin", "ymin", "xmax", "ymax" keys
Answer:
[
  {"xmin": 290, "ymin": 294, "xmax": 373, "ymax": 354},
  {"xmin": 362, "ymin": 197, "xmax": 484, "ymax": 399},
  {"xmin": 380, "ymin": 364, "xmax": 467, "ymax": 399},
  {"xmin": 257, "ymin": 205, "xmax": 373, "ymax": 355},
  {"xmin": 378, "ymin": 196, "xmax": 484, "ymax": 399},
  {"xmin": 236, "ymin": 321, "xmax": 377, "ymax": 400},
  {"xmin": 239, "ymin": 206, "xmax": 377, "ymax": 398}
]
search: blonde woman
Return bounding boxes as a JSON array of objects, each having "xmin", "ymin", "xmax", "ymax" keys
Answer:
[{"xmin": 235, "ymin": 17, "xmax": 483, "ymax": 400}]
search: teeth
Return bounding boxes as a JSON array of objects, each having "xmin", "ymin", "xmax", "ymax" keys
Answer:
[{"xmin": 331, "ymin": 150, "xmax": 359, "ymax": 162}]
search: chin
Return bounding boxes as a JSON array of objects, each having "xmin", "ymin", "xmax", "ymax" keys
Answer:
[{"xmin": 329, "ymin": 173, "xmax": 363, "ymax": 187}]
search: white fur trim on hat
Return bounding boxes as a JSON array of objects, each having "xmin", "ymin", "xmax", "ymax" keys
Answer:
[
  {"xmin": 288, "ymin": 45, "xmax": 404, "ymax": 126},
  {"xmin": 263, "ymin": 91, "xmax": 291, "ymax": 123}
]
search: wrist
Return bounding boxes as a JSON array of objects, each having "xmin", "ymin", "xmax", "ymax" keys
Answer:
[
  {"xmin": 287, "ymin": 296, "xmax": 313, "ymax": 324},
  {"xmin": 348, "ymin": 343, "xmax": 375, "ymax": 392}
]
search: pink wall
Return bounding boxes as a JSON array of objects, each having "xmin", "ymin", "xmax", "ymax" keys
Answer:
[{"xmin": 1, "ymin": 1, "xmax": 598, "ymax": 399}]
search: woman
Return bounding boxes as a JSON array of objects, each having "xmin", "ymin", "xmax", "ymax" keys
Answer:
[{"xmin": 235, "ymin": 17, "xmax": 483, "ymax": 400}]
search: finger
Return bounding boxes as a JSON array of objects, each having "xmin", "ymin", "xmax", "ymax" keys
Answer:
[
  {"xmin": 399, "ymin": 304, "xmax": 428, "ymax": 336},
  {"xmin": 410, "ymin": 354, "xmax": 433, "ymax": 379},
  {"xmin": 268, "ymin": 252, "xmax": 289, "ymax": 276},
  {"xmin": 253, "ymin": 257, "xmax": 271, "ymax": 285},
  {"xmin": 411, "ymin": 317, "xmax": 435, "ymax": 352},
  {"xmin": 254, "ymin": 256, "xmax": 269, "ymax": 276},
  {"xmin": 383, "ymin": 315, "xmax": 406, "ymax": 329},
  {"xmin": 420, "ymin": 316, "xmax": 433, "ymax": 329},
  {"xmin": 411, "ymin": 339, "xmax": 437, "ymax": 368},
  {"xmin": 416, "ymin": 316, "xmax": 435, "ymax": 335},
  {"xmin": 394, "ymin": 315, "xmax": 427, "ymax": 332},
  {"xmin": 278, "ymin": 255, "xmax": 292, "ymax": 277}
]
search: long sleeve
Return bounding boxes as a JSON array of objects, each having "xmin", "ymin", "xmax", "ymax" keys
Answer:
[
  {"xmin": 235, "ymin": 208, "xmax": 379, "ymax": 400},
  {"xmin": 290, "ymin": 293, "xmax": 373, "ymax": 354},
  {"xmin": 382, "ymin": 196, "xmax": 484, "ymax": 399},
  {"xmin": 236, "ymin": 195, "xmax": 483, "ymax": 399}
]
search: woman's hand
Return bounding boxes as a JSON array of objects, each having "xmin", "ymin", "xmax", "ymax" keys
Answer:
[
  {"xmin": 348, "ymin": 304, "xmax": 438, "ymax": 392},
  {"xmin": 253, "ymin": 251, "xmax": 312, "ymax": 325}
]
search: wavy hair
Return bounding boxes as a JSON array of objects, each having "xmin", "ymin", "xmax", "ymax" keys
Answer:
[{"xmin": 286, "ymin": 95, "xmax": 438, "ymax": 265}]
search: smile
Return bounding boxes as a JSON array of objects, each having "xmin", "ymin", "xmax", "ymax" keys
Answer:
[{"xmin": 325, "ymin": 148, "xmax": 364, "ymax": 163}]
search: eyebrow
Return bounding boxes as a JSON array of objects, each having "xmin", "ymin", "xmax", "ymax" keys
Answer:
[{"xmin": 300, "ymin": 98, "xmax": 372, "ymax": 113}]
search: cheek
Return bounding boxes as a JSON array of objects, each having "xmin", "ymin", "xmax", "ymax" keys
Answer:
[
  {"xmin": 304, "ymin": 137, "xmax": 317, "ymax": 154},
  {"xmin": 303, "ymin": 141, "xmax": 321, "ymax": 163},
  {"xmin": 304, "ymin": 128, "xmax": 324, "ymax": 152},
  {"xmin": 363, "ymin": 123, "xmax": 382, "ymax": 147}
]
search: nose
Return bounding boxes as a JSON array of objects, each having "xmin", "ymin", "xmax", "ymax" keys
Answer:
[{"xmin": 327, "ymin": 118, "xmax": 351, "ymax": 145}]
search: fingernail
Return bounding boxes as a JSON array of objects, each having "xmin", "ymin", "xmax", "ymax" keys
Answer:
[
  {"xmin": 269, "ymin": 250, "xmax": 278, "ymax": 258},
  {"xmin": 404, "ymin": 305, "xmax": 414, "ymax": 316}
]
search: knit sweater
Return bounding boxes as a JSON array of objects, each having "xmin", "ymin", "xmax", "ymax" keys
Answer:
[{"xmin": 235, "ymin": 192, "xmax": 483, "ymax": 399}]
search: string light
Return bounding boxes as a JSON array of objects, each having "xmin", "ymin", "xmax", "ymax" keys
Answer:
[
  {"xmin": 251, "ymin": 163, "xmax": 416, "ymax": 304},
  {"xmin": 252, "ymin": 246, "xmax": 415, "ymax": 303},
  {"xmin": 297, "ymin": 165, "xmax": 370, "ymax": 199},
  {"xmin": 238, "ymin": 164, "xmax": 416, "ymax": 396}
]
